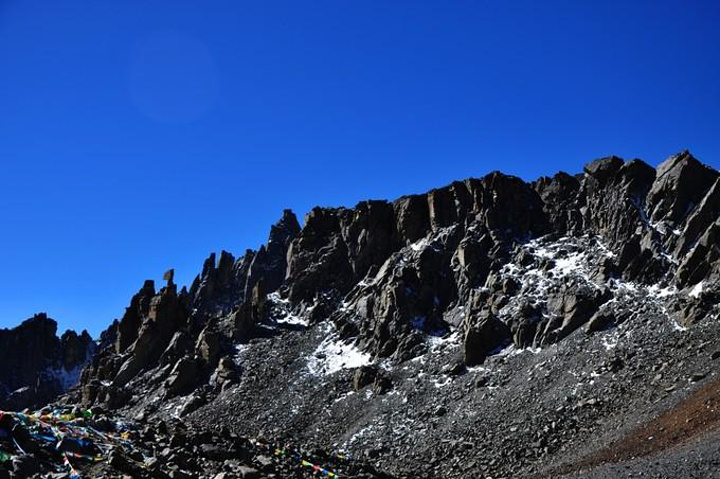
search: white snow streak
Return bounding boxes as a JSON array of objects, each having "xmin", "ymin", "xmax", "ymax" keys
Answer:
[
  {"xmin": 307, "ymin": 329, "xmax": 372, "ymax": 376},
  {"xmin": 689, "ymin": 281, "xmax": 704, "ymax": 299},
  {"xmin": 48, "ymin": 364, "xmax": 84, "ymax": 391}
]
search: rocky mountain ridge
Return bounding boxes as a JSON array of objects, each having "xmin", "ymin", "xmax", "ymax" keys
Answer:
[
  {"xmin": 2, "ymin": 150, "xmax": 720, "ymax": 478},
  {"xmin": 0, "ymin": 313, "xmax": 94, "ymax": 410}
]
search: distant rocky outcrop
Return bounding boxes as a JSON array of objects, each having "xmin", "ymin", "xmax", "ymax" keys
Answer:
[{"xmin": 0, "ymin": 313, "xmax": 94, "ymax": 409}]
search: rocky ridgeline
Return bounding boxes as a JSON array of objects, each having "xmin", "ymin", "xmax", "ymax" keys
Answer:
[
  {"xmin": 3, "ymin": 150, "xmax": 720, "ymax": 478},
  {"xmin": 0, "ymin": 314, "xmax": 94, "ymax": 410},
  {"xmin": 67, "ymin": 151, "xmax": 719, "ymax": 414},
  {"xmin": 330, "ymin": 151, "xmax": 719, "ymax": 364}
]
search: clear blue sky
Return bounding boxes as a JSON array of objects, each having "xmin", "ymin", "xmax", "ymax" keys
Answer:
[{"xmin": 1, "ymin": 0, "xmax": 719, "ymax": 336}]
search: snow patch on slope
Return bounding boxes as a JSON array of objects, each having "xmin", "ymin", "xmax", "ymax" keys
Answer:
[
  {"xmin": 48, "ymin": 364, "xmax": 84, "ymax": 391},
  {"xmin": 307, "ymin": 324, "xmax": 372, "ymax": 376},
  {"xmin": 495, "ymin": 235, "xmax": 685, "ymax": 340},
  {"xmin": 689, "ymin": 281, "xmax": 704, "ymax": 298},
  {"xmin": 267, "ymin": 292, "xmax": 309, "ymax": 327}
]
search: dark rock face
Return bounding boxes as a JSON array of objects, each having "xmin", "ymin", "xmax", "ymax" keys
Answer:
[
  {"xmin": 115, "ymin": 279, "xmax": 155, "ymax": 353},
  {"xmin": 165, "ymin": 357, "xmax": 200, "ymax": 397},
  {"xmin": 0, "ymin": 313, "xmax": 94, "ymax": 409},
  {"xmin": 111, "ymin": 282, "xmax": 188, "ymax": 389},
  {"xmin": 580, "ymin": 157, "xmax": 656, "ymax": 248},
  {"xmin": 393, "ymin": 194, "xmax": 430, "ymax": 243},
  {"xmin": 285, "ymin": 207, "xmax": 355, "ymax": 305},
  {"xmin": 543, "ymin": 283, "xmax": 610, "ymax": 344},
  {"xmin": 61, "ymin": 329, "xmax": 94, "ymax": 372},
  {"xmin": 533, "ymin": 171, "xmax": 581, "ymax": 234},
  {"xmin": 0, "ymin": 314, "xmax": 60, "ymax": 392},
  {"xmin": 677, "ymin": 217, "xmax": 720, "ymax": 291},
  {"xmin": 646, "ymin": 150, "xmax": 719, "ymax": 226},
  {"xmin": 352, "ymin": 366, "xmax": 393, "ymax": 397},
  {"xmin": 463, "ymin": 311, "xmax": 511, "ymax": 366},
  {"xmin": 245, "ymin": 209, "xmax": 300, "ymax": 299}
]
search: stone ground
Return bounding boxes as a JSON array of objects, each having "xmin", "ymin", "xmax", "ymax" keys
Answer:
[{"xmin": 170, "ymin": 296, "xmax": 720, "ymax": 478}]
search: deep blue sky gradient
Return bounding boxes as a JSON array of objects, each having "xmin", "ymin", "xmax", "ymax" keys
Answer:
[{"xmin": 1, "ymin": 0, "xmax": 719, "ymax": 336}]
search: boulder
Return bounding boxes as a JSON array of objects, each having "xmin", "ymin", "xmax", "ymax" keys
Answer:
[
  {"xmin": 210, "ymin": 356, "xmax": 240, "ymax": 389},
  {"xmin": 353, "ymin": 365, "xmax": 379, "ymax": 391},
  {"xmin": 353, "ymin": 365, "xmax": 392, "ymax": 395},
  {"xmin": 543, "ymin": 284, "xmax": 609, "ymax": 344},
  {"xmin": 463, "ymin": 312, "xmax": 511, "ymax": 366},
  {"xmin": 165, "ymin": 357, "xmax": 200, "ymax": 397},
  {"xmin": 585, "ymin": 309, "xmax": 615, "ymax": 334}
]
